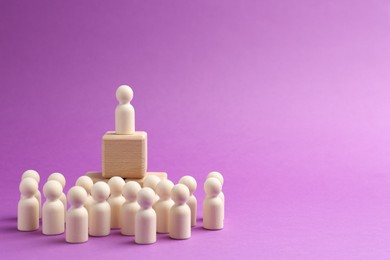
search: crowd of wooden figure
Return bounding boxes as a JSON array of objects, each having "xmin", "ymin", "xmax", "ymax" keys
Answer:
[{"xmin": 18, "ymin": 170, "xmax": 225, "ymax": 244}]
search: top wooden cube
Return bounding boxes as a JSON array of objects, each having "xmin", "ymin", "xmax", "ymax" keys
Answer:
[{"xmin": 102, "ymin": 131, "xmax": 147, "ymax": 179}]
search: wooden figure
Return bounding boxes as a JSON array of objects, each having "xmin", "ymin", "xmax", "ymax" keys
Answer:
[
  {"xmin": 207, "ymin": 171, "xmax": 224, "ymax": 201},
  {"xmin": 108, "ymin": 176, "xmax": 126, "ymax": 229},
  {"xmin": 75, "ymin": 176, "xmax": 94, "ymax": 212},
  {"xmin": 154, "ymin": 179, "xmax": 174, "ymax": 233},
  {"xmin": 143, "ymin": 175, "xmax": 160, "ymax": 203},
  {"xmin": 179, "ymin": 176, "xmax": 197, "ymax": 227},
  {"xmin": 115, "ymin": 85, "xmax": 135, "ymax": 135},
  {"xmin": 21, "ymin": 170, "xmax": 41, "ymax": 218},
  {"xmin": 66, "ymin": 186, "xmax": 88, "ymax": 243},
  {"xmin": 18, "ymin": 178, "xmax": 39, "ymax": 231},
  {"xmin": 135, "ymin": 188, "xmax": 156, "ymax": 244},
  {"xmin": 121, "ymin": 181, "xmax": 141, "ymax": 236},
  {"xmin": 169, "ymin": 184, "xmax": 191, "ymax": 240},
  {"xmin": 48, "ymin": 172, "xmax": 67, "ymax": 219},
  {"xmin": 42, "ymin": 180, "xmax": 64, "ymax": 235},
  {"xmin": 203, "ymin": 177, "xmax": 224, "ymax": 230},
  {"xmin": 89, "ymin": 182, "xmax": 111, "ymax": 236}
]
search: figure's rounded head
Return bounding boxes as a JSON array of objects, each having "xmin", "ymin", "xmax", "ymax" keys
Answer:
[
  {"xmin": 207, "ymin": 171, "xmax": 224, "ymax": 185},
  {"xmin": 108, "ymin": 176, "xmax": 125, "ymax": 196},
  {"xmin": 43, "ymin": 180, "xmax": 63, "ymax": 201},
  {"xmin": 204, "ymin": 177, "xmax": 222, "ymax": 197},
  {"xmin": 156, "ymin": 179, "xmax": 174, "ymax": 200},
  {"xmin": 123, "ymin": 181, "xmax": 141, "ymax": 202},
  {"xmin": 137, "ymin": 187, "xmax": 155, "ymax": 209},
  {"xmin": 20, "ymin": 177, "xmax": 38, "ymax": 197},
  {"xmin": 91, "ymin": 182, "xmax": 110, "ymax": 202},
  {"xmin": 67, "ymin": 186, "xmax": 87, "ymax": 208},
  {"xmin": 143, "ymin": 175, "xmax": 160, "ymax": 191},
  {"xmin": 75, "ymin": 176, "xmax": 94, "ymax": 194},
  {"xmin": 116, "ymin": 85, "xmax": 133, "ymax": 104},
  {"xmin": 179, "ymin": 176, "xmax": 197, "ymax": 195},
  {"xmin": 48, "ymin": 172, "xmax": 66, "ymax": 188},
  {"xmin": 171, "ymin": 184, "xmax": 189, "ymax": 205},
  {"xmin": 21, "ymin": 170, "xmax": 40, "ymax": 183}
]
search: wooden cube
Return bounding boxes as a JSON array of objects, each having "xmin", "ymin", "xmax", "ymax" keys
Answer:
[
  {"xmin": 102, "ymin": 131, "xmax": 147, "ymax": 179},
  {"xmin": 86, "ymin": 171, "xmax": 167, "ymax": 187}
]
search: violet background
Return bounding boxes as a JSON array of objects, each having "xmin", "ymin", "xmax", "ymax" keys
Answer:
[{"xmin": 1, "ymin": 0, "xmax": 390, "ymax": 259}]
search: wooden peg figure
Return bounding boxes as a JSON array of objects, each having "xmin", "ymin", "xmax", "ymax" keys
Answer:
[
  {"xmin": 66, "ymin": 186, "xmax": 88, "ymax": 243},
  {"xmin": 207, "ymin": 171, "xmax": 224, "ymax": 201},
  {"xmin": 203, "ymin": 177, "xmax": 224, "ymax": 230},
  {"xmin": 48, "ymin": 172, "xmax": 67, "ymax": 219},
  {"xmin": 169, "ymin": 184, "xmax": 191, "ymax": 240},
  {"xmin": 108, "ymin": 176, "xmax": 126, "ymax": 229},
  {"xmin": 75, "ymin": 176, "xmax": 94, "ymax": 212},
  {"xmin": 21, "ymin": 170, "xmax": 41, "ymax": 218},
  {"xmin": 179, "ymin": 176, "xmax": 197, "ymax": 227},
  {"xmin": 115, "ymin": 85, "xmax": 135, "ymax": 135},
  {"xmin": 135, "ymin": 187, "xmax": 156, "ymax": 244},
  {"xmin": 154, "ymin": 179, "xmax": 174, "ymax": 233},
  {"xmin": 42, "ymin": 180, "xmax": 65, "ymax": 235},
  {"xmin": 18, "ymin": 178, "xmax": 39, "ymax": 231},
  {"xmin": 121, "ymin": 181, "xmax": 141, "ymax": 236},
  {"xmin": 143, "ymin": 175, "xmax": 161, "ymax": 203},
  {"xmin": 89, "ymin": 182, "xmax": 111, "ymax": 237}
]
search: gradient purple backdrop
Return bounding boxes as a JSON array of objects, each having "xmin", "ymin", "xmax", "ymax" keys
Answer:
[{"xmin": 1, "ymin": 0, "xmax": 390, "ymax": 259}]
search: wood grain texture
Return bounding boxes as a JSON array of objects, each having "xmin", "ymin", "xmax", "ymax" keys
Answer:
[{"xmin": 102, "ymin": 131, "xmax": 147, "ymax": 179}]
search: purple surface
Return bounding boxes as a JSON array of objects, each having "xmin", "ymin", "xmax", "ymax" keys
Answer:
[{"xmin": 1, "ymin": 0, "xmax": 390, "ymax": 259}]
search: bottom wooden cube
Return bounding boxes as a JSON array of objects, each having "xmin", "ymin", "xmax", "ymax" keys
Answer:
[{"xmin": 86, "ymin": 171, "xmax": 167, "ymax": 187}]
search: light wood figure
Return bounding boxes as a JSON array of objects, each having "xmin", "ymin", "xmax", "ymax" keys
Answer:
[
  {"xmin": 203, "ymin": 177, "xmax": 224, "ymax": 230},
  {"xmin": 135, "ymin": 187, "xmax": 156, "ymax": 244},
  {"xmin": 207, "ymin": 171, "xmax": 224, "ymax": 201},
  {"xmin": 115, "ymin": 85, "xmax": 135, "ymax": 135},
  {"xmin": 169, "ymin": 184, "xmax": 191, "ymax": 240},
  {"xmin": 75, "ymin": 176, "xmax": 94, "ymax": 213},
  {"xmin": 179, "ymin": 176, "xmax": 197, "ymax": 227},
  {"xmin": 102, "ymin": 131, "xmax": 147, "ymax": 179},
  {"xmin": 18, "ymin": 178, "xmax": 39, "ymax": 231},
  {"xmin": 154, "ymin": 179, "xmax": 174, "ymax": 233},
  {"xmin": 89, "ymin": 182, "xmax": 111, "ymax": 237},
  {"xmin": 48, "ymin": 172, "xmax": 67, "ymax": 219},
  {"xmin": 66, "ymin": 186, "xmax": 88, "ymax": 243},
  {"xmin": 143, "ymin": 175, "xmax": 160, "ymax": 203},
  {"xmin": 108, "ymin": 176, "xmax": 126, "ymax": 229},
  {"xmin": 21, "ymin": 170, "xmax": 41, "ymax": 218},
  {"xmin": 42, "ymin": 180, "xmax": 64, "ymax": 235},
  {"xmin": 121, "ymin": 181, "xmax": 141, "ymax": 236}
]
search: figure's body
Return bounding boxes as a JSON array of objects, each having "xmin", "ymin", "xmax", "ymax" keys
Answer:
[
  {"xmin": 75, "ymin": 176, "xmax": 94, "ymax": 213},
  {"xmin": 89, "ymin": 182, "xmax": 111, "ymax": 237},
  {"xmin": 42, "ymin": 180, "xmax": 64, "ymax": 235},
  {"xmin": 115, "ymin": 85, "xmax": 135, "ymax": 135},
  {"xmin": 66, "ymin": 186, "xmax": 88, "ymax": 243},
  {"xmin": 135, "ymin": 188, "xmax": 156, "ymax": 244},
  {"xmin": 154, "ymin": 180, "xmax": 174, "ymax": 233},
  {"xmin": 21, "ymin": 170, "xmax": 41, "ymax": 218},
  {"xmin": 121, "ymin": 181, "xmax": 141, "ymax": 236},
  {"xmin": 203, "ymin": 178, "xmax": 224, "ymax": 230},
  {"xmin": 179, "ymin": 176, "xmax": 197, "ymax": 226},
  {"xmin": 108, "ymin": 177, "xmax": 126, "ymax": 229},
  {"xmin": 18, "ymin": 177, "xmax": 39, "ymax": 231},
  {"xmin": 169, "ymin": 184, "xmax": 191, "ymax": 240}
]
